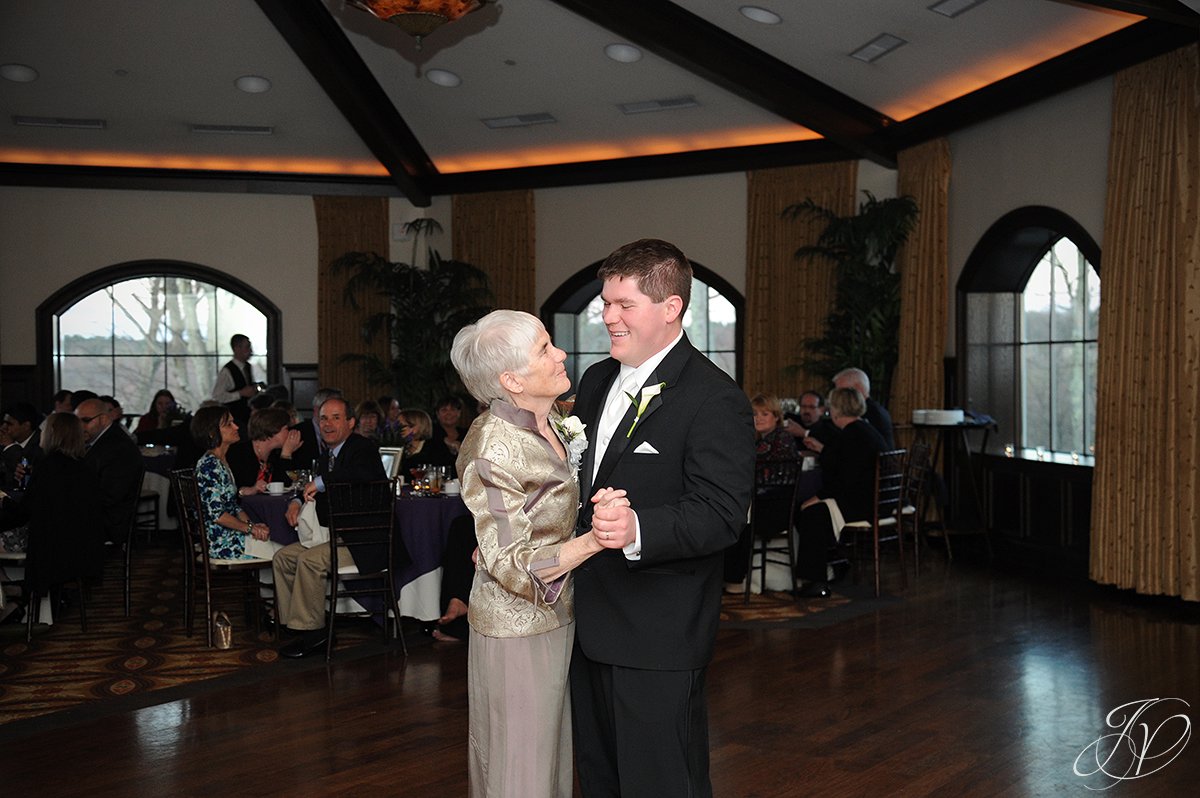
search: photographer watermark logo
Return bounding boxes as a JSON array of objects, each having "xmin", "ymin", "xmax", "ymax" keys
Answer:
[{"xmin": 1073, "ymin": 698, "xmax": 1192, "ymax": 790}]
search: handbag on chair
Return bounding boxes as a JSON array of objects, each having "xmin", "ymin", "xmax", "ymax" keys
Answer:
[{"xmin": 213, "ymin": 611, "xmax": 233, "ymax": 649}]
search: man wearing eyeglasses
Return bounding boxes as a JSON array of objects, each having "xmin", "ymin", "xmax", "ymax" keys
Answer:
[
  {"xmin": 76, "ymin": 397, "xmax": 142, "ymax": 545},
  {"xmin": 783, "ymin": 390, "xmax": 838, "ymax": 453}
]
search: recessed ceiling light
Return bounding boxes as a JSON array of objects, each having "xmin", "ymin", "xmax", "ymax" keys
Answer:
[
  {"xmin": 14, "ymin": 116, "xmax": 106, "ymax": 129},
  {"xmin": 739, "ymin": 6, "xmax": 782, "ymax": 25},
  {"xmin": 189, "ymin": 124, "xmax": 274, "ymax": 135},
  {"xmin": 1, "ymin": 63, "xmax": 39, "ymax": 83},
  {"xmin": 481, "ymin": 113, "xmax": 556, "ymax": 129},
  {"xmin": 604, "ymin": 43, "xmax": 642, "ymax": 63},
  {"xmin": 618, "ymin": 96, "xmax": 700, "ymax": 115},
  {"xmin": 928, "ymin": 0, "xmax": 989, "ymax": 18},
  {"xmin": 426, "ymin": 69, "xmax": 462, "ymax": 87},
  {"xmin": 234, "ymin": 75, "xmax": 272, "ymax": 94},
  {"xmin": 849, "ymin": 34, "xmax": 907, "ymax": 63}
]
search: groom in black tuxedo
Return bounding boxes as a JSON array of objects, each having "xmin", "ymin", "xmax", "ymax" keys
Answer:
[{"xmin": 571, "ymin": 239, "xmax": 755, "ymax": 797}]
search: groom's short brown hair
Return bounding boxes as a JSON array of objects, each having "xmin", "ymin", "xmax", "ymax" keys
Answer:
[{"xmin": 598, "ymin": 238, "xmax": 692, "ymax": 313}]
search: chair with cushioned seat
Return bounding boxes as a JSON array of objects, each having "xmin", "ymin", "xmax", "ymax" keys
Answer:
[
  {"xmin": 840, "ymin": 448, "xmax": 907, "ymax": 597},
  {"xmin": 171, "ymin": 468, "xmax": 274, "ymax": 648},
  {"xmin": 743, "ymin": 458, "xmax": 803, "ymax": 602}
]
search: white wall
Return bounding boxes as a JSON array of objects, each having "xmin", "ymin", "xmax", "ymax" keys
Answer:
[
  {"xmin": 535, "ymin": 173, "xmax": 748, "ymax": 310},
  {"xmin": 0, "ymin": 75, "xmax": 1114, "ymax": 373},
  {"xmin": 946, "ymin": 77, "xmax": 1112, "ymax": 352},
  {"xmin": 0, "ymin": 186, "xmax": 321, "ymax": 364}
]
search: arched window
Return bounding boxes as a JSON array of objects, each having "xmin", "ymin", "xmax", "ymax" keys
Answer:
[
  {"xmin": 542, "ymin": 261, "xmax": 743, "ymax": 390},
  {"xmin": 37, "ymin": 261, "xmax": 280, "ymax": 416},
  {"xmin": 958, "ymin": 208, "xmax": 1099, "ymax": 458}
]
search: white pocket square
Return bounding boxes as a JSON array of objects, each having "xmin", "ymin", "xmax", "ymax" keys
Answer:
[{"xmin": 633, "ymin": 441, "xmax": 659, "ymax": 455}]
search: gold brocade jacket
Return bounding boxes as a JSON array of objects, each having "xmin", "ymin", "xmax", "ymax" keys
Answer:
[{"xmin": 457, "ymin": 400, "xmax": 580, "ymax": 639}]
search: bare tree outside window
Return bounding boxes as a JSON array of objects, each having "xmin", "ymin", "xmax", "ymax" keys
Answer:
[{"xmin": 56, "ymin": 276, "xmax": 267, "ymax": 416}]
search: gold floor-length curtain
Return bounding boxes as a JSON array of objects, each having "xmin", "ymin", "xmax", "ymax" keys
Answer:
[
  {"xmin": 744, "ymin": 162, "xmax": 858, "ymax": 397},
  {"xmin": 452, "ymin": 190, "xmax": 535, "ymax": 314},
  {"xmin": 1091, "ymin": 44, "xmax": 1200, "ymax": 600},
  {"xmin": 313, "ymin": 196, "xmax": 390, "ymax": 403},
  {"xmin": 891, "ymin": 138, "xmax": 951, "ymax": 449}
]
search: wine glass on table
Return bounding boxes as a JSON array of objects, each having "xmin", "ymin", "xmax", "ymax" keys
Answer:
[{"xmin": 409, "ymin": 466, "xmax": 427, "ymax": 496}]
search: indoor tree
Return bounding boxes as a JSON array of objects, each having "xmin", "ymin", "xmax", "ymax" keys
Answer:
[
  {"xmin": 784, "ymin": 191, "xmax": 919, "ymax": 406},
  {"xmin": 331, "ymin": 218, "xmax": 493, "ymax": 412}
]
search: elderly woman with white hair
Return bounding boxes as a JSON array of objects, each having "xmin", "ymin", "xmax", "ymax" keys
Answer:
[{"xmin": 450, "ymin": 309, "xmax": 621, "ymax": 798}]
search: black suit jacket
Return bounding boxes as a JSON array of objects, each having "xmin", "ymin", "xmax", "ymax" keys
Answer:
[
  {"xmin": 83, "ymin": 424, "xmax": 144, "ymax": 543},
  {"xmin": 23, "ymin": 451, "xmax": 105, "ymax": 591},
  {"xmin": 573, "ymin": 336, "xmax": 755, "ymax": 671},
  {"xmin": 2, "ymin": 437, "xmax": 42, "ymax": 489},
  {"xmin": 316, "ymin": 434, "xmax": 389, "ymax": 573},
  {"xmin": 864, "ymin": 398, "xmax": 895, "ymax": 449},
  {"xmin": 817, "ymin": 418, "xmax": 888, "ymax": 521}
]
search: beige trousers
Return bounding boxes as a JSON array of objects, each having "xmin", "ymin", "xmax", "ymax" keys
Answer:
[{"xmin": 272, "ymin": 542, "xmax": 355, "ymax": 631}]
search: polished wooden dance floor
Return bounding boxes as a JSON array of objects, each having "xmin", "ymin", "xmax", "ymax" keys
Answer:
[{"xmin": 3, "ymin": 557, "xmax": 1198, "ymax": 796}]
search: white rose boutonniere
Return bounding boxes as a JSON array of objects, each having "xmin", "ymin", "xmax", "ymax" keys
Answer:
[
  {"xmin": 625, "ymin": 381, "xmax": 667, "ymax": 438},
  {"xmin": 554, "ymin": 415, "xmax": 588, "ymax": 478}
]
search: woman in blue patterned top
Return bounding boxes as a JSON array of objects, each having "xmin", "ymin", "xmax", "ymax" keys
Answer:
[{"xmin": 190, "ymin": 406, "xmax": 282, "ymax": 561}]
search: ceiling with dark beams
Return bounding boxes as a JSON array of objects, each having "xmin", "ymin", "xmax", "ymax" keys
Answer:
[{"xmin": 1, "ymin": 1, "xmax": 1196, "ymax": 207}]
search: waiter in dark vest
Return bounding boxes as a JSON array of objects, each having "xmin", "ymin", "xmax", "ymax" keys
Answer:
[{"xmin": 211, "ymin": 333, "xmax": 260, "ymax": 429}]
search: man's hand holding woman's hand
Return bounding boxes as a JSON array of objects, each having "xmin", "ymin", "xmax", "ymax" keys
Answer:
[{"xmin": 590, "ymin": 486, "xmax": 634, "ymax": 549}]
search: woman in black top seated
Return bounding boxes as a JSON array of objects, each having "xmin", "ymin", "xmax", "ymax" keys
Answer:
[
  {"xmin": 0, "ymin": 413, "xmax": 102, "ymax": 593},
  {"xmin": 793, "ymin": 386, "xmax": 887, "ymax": 596},
  {"xmin": 396, "ymin": 408, "xmax": 456, "ymax": 479},
  {"xmin": 225, "ymin": 407, "xmax": 302, "ymax": 495}
]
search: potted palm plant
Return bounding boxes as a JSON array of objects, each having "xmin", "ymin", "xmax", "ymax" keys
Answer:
[
  {"xmin": 784, "ymin": 191, "xmax": 919, "ymax": 406},
  {"xmin": 331, "ymin": 218, "xmax": 493, "ymax": 414}
]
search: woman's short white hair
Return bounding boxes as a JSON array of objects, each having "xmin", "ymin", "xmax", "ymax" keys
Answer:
[{"xmin": 451, "ymin": 310, "xmax": 545, "ymax": 404}]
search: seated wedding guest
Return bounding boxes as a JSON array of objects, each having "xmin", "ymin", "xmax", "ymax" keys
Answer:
[
  {"xmin": 396, "ymin": 408, "xmax": 455, "ymax": 477},
  {"xmin": 724, "ymin": 393, "xmax": 799, "ymax": 589},
  {"xmin": 272, "ymin": 399, "xmax": 301, "ymax": 426},
  {"xmin": 433, "ymin": 513, "xmax": 477, "ymax": 643},
  {"xmin": 0, "ymin": 414, "xmax": 102, "ymax": 605},
  {"xmin": 378, "ymin": 395, "xmax": 402, "ymax": 437},
  {"xmin": 76, "ymin": 396, "xmax": 143, "ymax": 545},
  {"xmin": 190, "ymin": 406, "xmax": 278, "ymax": 561},
  {"xmin": 39, "ymin": 390, "xmax": 74, "ymax": 431},
  {"xmin": 69, "ymin": 390, "xmax": 98, "ymax": 410},
  {"xmin": 98, "ymin": 396, "xmax": 134, "ymax": 436},
  {"xmin": 431, "ymin": 395, "xmax": 469, "ymax": 457},
  {"xmin": 752, "ymin": 393, "xmax": 798, "ymax": 481},
  {"xmin": 248, "ymin": 391, "xmax": 276, "ymax": 413},
  {"xmin": 226, "ymin": 407, "xmax": 302, "ymax": 493},
  {"xmin": 784, "ymin": 390, "xmax": 839, "ymax": 453},
  {"xmin": 136, "ymin": 389, "xmax": 183, "ymax": 434},
  {"xmin": 833, "ymin": 367, "xmax": 895, "ymax": 449},
  {"xmin": 354, "ymin": 399, "xmax": 383, "ymax": 440},
  {"xmin": 275, "ymin": 396, "xmax": 387, "ymax": 658},
  {"xmin": 792, "ymin": 387, "xmax": 889, "ymax": 597},
  {"xmin": 2, "ymin": 403, "xmax": 43, "ymax": 489},
  {"xmin": 291, "ymin": 387, "xmax": 343, "ymax": 471}
]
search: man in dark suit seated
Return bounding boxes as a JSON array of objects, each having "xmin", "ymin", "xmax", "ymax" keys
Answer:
[
  {"xmin": 834, "ymin": 366, "xmax": 895, "ymax": 449},
  {"xmin": 1, "ymin": 402, "xmax": 43, "ymax": 488},
  {"xmin": 274, "ymin": 396, "xmax": 387, "ymax": 658},
  {"xmin": 76, "ymin": 396, "xmax": 143, "ymax": 545},
  {"xmin": 289, "ymin": 387, "xmax": 343, "ymax": 474},
  {"xmin": 783, "ymin": 389, "xmax": 839, "ymax": 453}
]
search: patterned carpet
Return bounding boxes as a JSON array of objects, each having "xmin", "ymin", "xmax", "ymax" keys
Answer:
[
  {"xmin": 0, "ymin": 539, "xmax": 381, "ymax": 727},
  {"xmin": 719, "ymin": 582, "xmax": 898, "ymax": 629}
]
